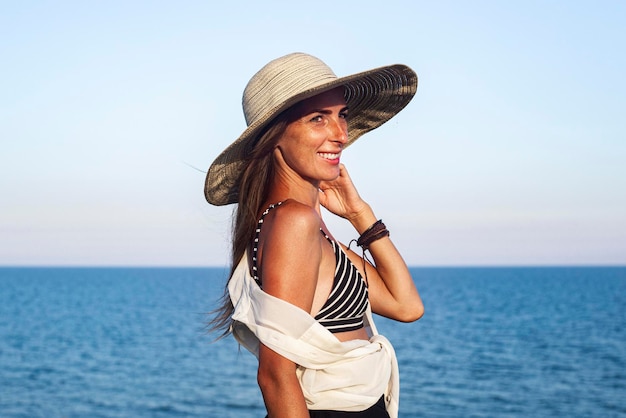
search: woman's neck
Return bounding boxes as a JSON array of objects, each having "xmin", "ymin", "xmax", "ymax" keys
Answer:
[{"xmin": 267, "ymin": 173, "xmax": 321, "ymax": 212}]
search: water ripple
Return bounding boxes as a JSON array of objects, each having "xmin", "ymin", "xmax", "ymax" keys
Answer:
[{"xmin": 1, "ymin": 266, "xmax": 624, "ymax": 417}]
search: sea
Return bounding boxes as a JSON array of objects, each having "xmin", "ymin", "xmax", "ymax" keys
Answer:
[{"xmin": 0, "ymin": 266, "xmax": 624, "ymax": 418}]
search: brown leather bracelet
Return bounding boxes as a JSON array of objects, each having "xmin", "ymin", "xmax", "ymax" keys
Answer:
[{"xmin": 356, "ymin": 220, "xmax": 390, "ymax": 250}]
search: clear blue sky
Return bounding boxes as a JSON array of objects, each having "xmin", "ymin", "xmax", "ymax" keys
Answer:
[{"xmin": 1, "ymin": 1, "xmax": 624, "ymax": 266}]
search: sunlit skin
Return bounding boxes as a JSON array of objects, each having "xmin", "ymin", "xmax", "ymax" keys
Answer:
[
  {"xmin": 273, "ymin": 87, "xmax": 349, "ymax": 194},
  {"xmin": 253, "ymin": 88, "xmax": 424, "ymax": 418},
  {"xmin": 266, "ymin": 88, "xmax": 371, "ymax": 341}
]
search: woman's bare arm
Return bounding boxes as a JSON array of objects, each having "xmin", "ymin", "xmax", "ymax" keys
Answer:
[
  {"xmin": 320, "ymin": 164, "xmax": 424, "ymax": 322},
  {"xmin": 255, "ymin": 201, "xmax": 322, "ymax": 417}
]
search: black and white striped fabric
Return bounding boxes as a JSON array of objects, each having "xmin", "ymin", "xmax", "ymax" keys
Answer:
[{"xmin": 252, "ymin": 202, "xmax": 369, "ymax": 334}]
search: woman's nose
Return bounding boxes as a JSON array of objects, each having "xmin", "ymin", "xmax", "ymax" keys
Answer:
[{"xmin": 330, "ymin": 117, "xmax": 348, "ymax": 144}]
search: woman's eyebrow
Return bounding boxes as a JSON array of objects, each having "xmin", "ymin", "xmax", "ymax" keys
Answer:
[{"xmin": 308, "ymin": 106, "xmax": 350, "ymax": 114}]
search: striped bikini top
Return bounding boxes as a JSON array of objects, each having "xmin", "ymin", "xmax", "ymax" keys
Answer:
[{"xmin": 252, "ymin": 202, "xmax": 369, "ymax": 334}]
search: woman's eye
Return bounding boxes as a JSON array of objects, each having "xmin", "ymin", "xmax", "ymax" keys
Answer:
[{"xmin": 310, "ymin": 115, "xmax": 323, "ymax": 122}]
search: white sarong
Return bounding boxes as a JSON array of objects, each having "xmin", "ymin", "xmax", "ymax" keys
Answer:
[{"xmin": 228, "ymin": 253, "xmax": 400, "ymax": 417}]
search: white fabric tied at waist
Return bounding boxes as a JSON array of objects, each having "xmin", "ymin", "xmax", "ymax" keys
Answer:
[{"xmin": 228, "ymin": 252, "xmax": 400, "ymax": 417}]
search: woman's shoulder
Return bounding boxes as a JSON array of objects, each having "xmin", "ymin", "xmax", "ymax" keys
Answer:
[{"xmin": 264, "ymin": 199, "xmax": 320, "ymax": 236}]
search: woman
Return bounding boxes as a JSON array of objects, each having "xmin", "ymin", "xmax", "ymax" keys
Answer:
[{"xmin": 206, "ymin": 52, "xmax": 424, "ymax": 418}]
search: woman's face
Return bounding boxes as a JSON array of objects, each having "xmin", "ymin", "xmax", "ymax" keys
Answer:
[{"xmin": 275, "ymin": 87, "xmax": 348, "ymax": 184}]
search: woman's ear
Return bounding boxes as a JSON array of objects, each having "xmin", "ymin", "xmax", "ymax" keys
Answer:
[{"xmin": 271, "ymin": 145, "xmax": 283, "ymax": 165}]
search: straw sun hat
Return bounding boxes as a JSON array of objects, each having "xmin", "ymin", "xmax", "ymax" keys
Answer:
[{"xmin": 205, "ymin": 52, "xmax": 418, "ymax": 206}]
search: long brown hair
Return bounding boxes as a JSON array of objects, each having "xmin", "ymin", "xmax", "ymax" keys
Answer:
[{"xmin": 209, "ymin": 113, "xmax": 291, "ymax": 338}]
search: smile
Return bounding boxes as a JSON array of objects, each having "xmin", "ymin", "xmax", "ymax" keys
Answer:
[{"xmin": 318, "ymin": 152, "xmax": 340, "ymax": 160}]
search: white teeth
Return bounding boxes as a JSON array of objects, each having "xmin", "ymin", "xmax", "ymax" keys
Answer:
[{"xmin": 318, "ymin": 153, "xmax": 339, "ymax": 159}]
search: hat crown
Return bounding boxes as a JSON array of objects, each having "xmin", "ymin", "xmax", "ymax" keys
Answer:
[{"xmin": 242, "ymin": 53, "xmax": 338, "ymax": 126}]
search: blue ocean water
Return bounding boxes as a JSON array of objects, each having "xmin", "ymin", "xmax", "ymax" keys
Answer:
[{"xmin": 0, "ymin": 266, "xmax": 624, "ymax": 418}]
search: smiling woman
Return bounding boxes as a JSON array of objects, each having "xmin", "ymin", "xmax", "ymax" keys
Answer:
[
  {"xmin": 274, "ymin": 88, "xmax": 349, "ymax": 185},
  {"xmin": 205, "ymin": 52, "xmax": 422, "ymax": 418}
]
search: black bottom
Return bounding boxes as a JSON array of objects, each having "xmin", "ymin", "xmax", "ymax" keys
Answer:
[
  {"xmin": 265, "ymin": 396, "xmax": 389, "ymax": 418},
  {"xmin": 309, "ymin": 396, "xmax": 389, "ymax": 418}
]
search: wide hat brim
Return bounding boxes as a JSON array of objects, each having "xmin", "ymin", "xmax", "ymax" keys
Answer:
[{"xmin": 205, "ymin": 63, "xmax": 417, "ymax": 206}]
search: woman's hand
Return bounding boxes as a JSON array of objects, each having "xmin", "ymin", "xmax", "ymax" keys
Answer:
[
  {"xmin": 321, "ymin": 165, "xmax": 424, "ymax": 323},
  {"xmin": 319, "ymin": 164, "xmax": 371, "ymax": 223}
]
